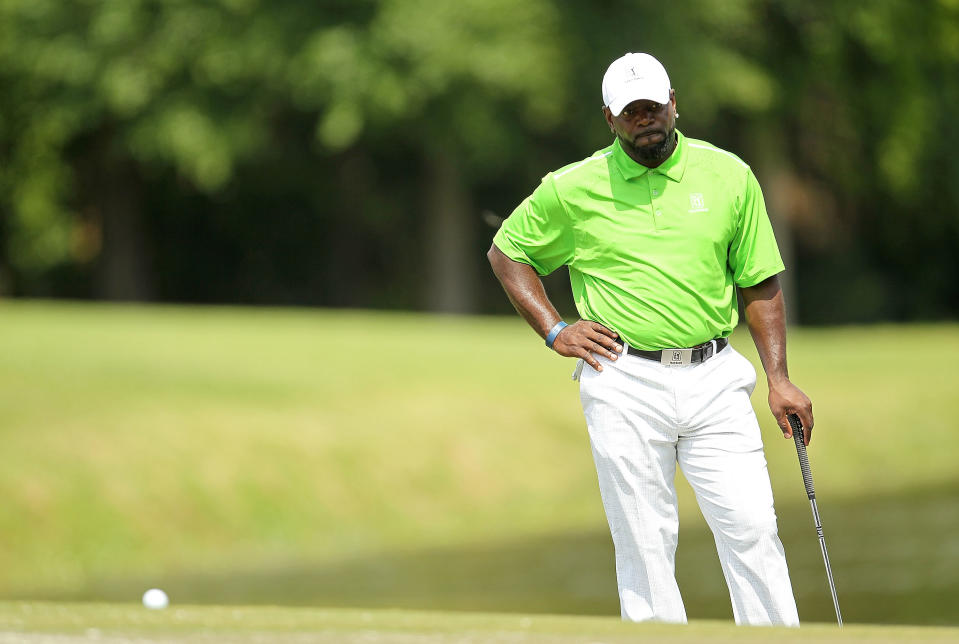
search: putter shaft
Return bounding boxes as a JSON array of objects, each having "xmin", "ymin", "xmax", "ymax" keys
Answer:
[
  {"xmin": 788, "ymin": 415, "xmax": 843, "ymax": 627},
  {"xmin": 809, "ymin": 497, "xmax": 842, "ymax": 626}
]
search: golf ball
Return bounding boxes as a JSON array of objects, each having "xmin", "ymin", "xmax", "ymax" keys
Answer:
[{"xmin": 142, "ymin": 588, "xmax": 169, "ymax": 609}]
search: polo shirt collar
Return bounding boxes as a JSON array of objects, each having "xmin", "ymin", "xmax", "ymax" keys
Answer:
[{"xmin": 611, "ymin": 129, "xmax": 688, "ymax": 182}]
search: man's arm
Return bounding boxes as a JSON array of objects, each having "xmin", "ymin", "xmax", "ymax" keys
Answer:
[
  {"xmin": 487, "ymin": 244, "xmax": 622, "ymax": 371},
  {"xmin": 740, "ymin": 274, "xmax": 815, "ymax": 444}
]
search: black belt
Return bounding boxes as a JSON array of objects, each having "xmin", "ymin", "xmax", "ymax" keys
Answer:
[{"xmin": 626, "ymin": 337, "xmax": 728, "ymax": 365}]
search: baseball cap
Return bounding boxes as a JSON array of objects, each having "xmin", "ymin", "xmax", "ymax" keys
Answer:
[{"xmin": 602, "ymin": 53, "xmax": 671, "ymax": 116}]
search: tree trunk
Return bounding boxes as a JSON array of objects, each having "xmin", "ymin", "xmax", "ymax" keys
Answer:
[
  {"xmin": 750, "ymin": 124, "xmax": 799, "ymax": 325},
  {"xmin": 423, "ymin": 147, "xmax": 477, "ymax": 313},
  {"xmin": 79, "ymin": 130, "xmax": 153, "ymax": 301}
]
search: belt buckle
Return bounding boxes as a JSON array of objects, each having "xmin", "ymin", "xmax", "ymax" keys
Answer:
[
  {"xmin": 703, "ymin": 340, "xmax": 715, "ymax": 361},
  {"xmin": 661, "ymin": 348, "xmax": 692, "ymax": 366}
]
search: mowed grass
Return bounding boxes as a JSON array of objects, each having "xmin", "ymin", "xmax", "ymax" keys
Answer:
[
  {"xmin": 0, "ymin": 301, "xmax": 957, "ymax": 626},
  {"xmin": 3, "ymin": 603, "xmax": 959, "ymax": 643}
]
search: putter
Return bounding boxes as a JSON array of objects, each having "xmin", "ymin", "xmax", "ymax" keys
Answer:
[{"xmin": 788, "ymin": 414, "xmax": 843, "ymax": 627}]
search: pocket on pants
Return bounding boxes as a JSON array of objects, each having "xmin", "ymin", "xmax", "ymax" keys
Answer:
[{"xmin": 728, "ymin": 347, "xmax": 758, "ymax": 395}]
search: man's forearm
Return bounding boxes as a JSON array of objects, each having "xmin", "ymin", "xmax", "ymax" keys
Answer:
[
  {"xmin": 487, "ymin": 244, "xmax": 562, "ymax": 339},
  {"xmin": 487, "ymin": 243, "xmax": 621, "ymax": 370},
  {"xmin": 740, "ymin": 275, "xmax": 789, "ymax": 384},
  {"xmin": 740, "ymin": 274, "xmax": 815, "ymax": 441}
]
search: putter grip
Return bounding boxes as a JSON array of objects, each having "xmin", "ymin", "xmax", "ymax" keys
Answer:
[{"xmin": 789, "ymin": 414, "xmax": 816, "ymax": 500}]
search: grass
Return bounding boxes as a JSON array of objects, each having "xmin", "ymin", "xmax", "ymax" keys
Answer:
[
  {"xmin": 3, "ymin": 603, "xmax": 959, "ymax": 643},
  {"xmin": 0, "ymin": 300, "xmax": 957, "ymax": 626}
]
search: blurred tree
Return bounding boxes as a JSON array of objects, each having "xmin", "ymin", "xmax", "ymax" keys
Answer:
[
  {"xmin": 0, "ymin": 0, "xmax": 307, "ymax": 298},
  {"xmin": 0, "ymin": 0, "xmax": 957, "ymax": 321},
  {"xmin": 288, "ymin": 0, "xmax": 570, "ymax": 311},
  {"xmin": 750, "ymin": 0, "xmax": 959, "ymax": 321},
  {"xmin": 0, "ymin": 0, "xmax": 567, "ymax": 309}
]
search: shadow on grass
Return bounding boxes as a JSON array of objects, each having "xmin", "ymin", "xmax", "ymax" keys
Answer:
[{"xmin": 33, "ymin": 482, "xmax": 959, "ymax": 626}]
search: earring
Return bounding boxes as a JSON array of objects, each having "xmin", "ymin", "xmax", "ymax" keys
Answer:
[{"xmin": 675, "ymin": 112, "xmax": 680, "ymax": 119}]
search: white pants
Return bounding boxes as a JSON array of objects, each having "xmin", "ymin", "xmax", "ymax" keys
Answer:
[{"xmin": 578, "ymin": 344, "xmax": 799, "ymax": 626}]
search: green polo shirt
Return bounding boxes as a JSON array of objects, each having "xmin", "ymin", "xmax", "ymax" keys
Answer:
[{"xmin": 493, "ymin": 130, "xmax": 784, "ymax": 350}]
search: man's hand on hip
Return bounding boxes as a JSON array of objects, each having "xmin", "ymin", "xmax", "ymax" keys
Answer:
[
  {"xmin": 768, "ymin": 379, "xmax": 814, "ymax": 445},
  {"xmin": 552, "ymin": 321, "xmax": 622, "ymax": 372}
]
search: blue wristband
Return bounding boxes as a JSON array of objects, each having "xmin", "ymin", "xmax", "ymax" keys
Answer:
[{"xmin": 545, "ymin": 321, "xmax": 568, "ymax": 348}]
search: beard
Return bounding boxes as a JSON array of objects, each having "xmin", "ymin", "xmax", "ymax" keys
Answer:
[{"xmin": 621, "ymin": 126, "xmax": 677, "ymax": 166}]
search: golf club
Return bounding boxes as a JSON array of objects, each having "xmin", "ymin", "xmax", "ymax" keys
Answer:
[{"xmin": 788, "ymin": 413, "xmax": 843, "ymax": 627}]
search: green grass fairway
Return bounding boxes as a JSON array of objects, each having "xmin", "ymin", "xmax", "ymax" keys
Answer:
[
  {"xmin": 1, "ymin": 301, "xmax": 957, "ymax": 626},
  {"xmin": 2, "ymin": 603, "xmax": 958, "ymax": 643}
]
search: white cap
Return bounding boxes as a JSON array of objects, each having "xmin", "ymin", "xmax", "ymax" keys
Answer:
[{"xmin": 602, "ymin": 53, "xmax": 671, "ymax": 116}]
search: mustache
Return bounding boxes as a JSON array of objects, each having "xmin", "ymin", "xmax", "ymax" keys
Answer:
[{"xmin": 635, "ymin": 128, "xmax": 665, "ymax": 139}]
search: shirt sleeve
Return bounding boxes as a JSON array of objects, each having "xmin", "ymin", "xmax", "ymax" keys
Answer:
[
  {"xmin": 728, "ymin": 168, "xmax": 785, "ymax": 287},
  {"xmin": 492, "ymin": 175, "xmax": 574, "ymax": 276}
]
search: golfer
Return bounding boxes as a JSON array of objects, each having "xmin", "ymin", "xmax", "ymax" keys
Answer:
[{"xmin": 487, "ymin": 52, "xmax": 813, "ymax": 626}]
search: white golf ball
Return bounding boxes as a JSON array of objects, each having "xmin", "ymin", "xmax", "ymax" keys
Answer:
[{"xmin": 142, "ymin": 588, "xmax": 169, "ymax": 609}]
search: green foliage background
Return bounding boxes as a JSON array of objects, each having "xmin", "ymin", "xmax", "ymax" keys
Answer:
[{"xmin": 1, "ymin": 0, "xmax": 958, "ymax": 319}]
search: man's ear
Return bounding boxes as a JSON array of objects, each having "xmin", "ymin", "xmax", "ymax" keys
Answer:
[{"xmin": 602, "ymin": 106, "xmax": 614, "ymax": 132}]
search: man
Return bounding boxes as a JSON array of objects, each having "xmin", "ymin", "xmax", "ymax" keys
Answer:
[{"xmin": 487, "ymin": 52, "xmax": 813, "ymax": 626}]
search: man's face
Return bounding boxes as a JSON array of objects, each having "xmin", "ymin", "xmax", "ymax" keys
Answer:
[{"xmin": 603, "ymin": 90, "xmax": 677, "ymax": 166}]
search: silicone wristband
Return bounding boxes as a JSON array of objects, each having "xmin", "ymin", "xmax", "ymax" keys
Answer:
[{"xmin": 545, "ymin": 321, "xmax": 568, "ymax": 348}]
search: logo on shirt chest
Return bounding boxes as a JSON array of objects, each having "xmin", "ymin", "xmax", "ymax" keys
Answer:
[{"xmin": 688, "ymin": 193, "xmax": 708, "ymax": 213}]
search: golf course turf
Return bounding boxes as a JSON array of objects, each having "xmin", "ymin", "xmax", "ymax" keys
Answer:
[
  {"xmin": 4, "ymin": 603, "xmax": 959, "ymax": 643},
  {"xmin": 0, "ymin": 301, "xmax": 957, "ymax": 629}
]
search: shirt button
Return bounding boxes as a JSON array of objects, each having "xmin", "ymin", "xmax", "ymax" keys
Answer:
[
  {"xmin": 653, "ymin": 189, "xmax": 659, "ymax": 195},
  {"xmin": 655, "ymin": 210, "xmax": 662, "ymax": 216}
]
